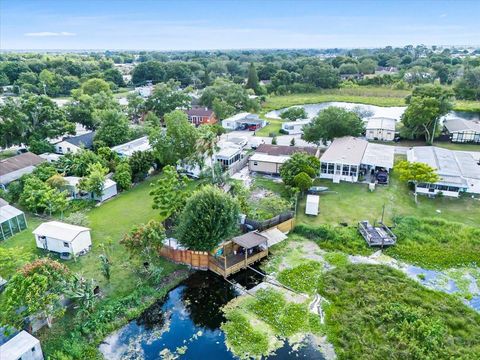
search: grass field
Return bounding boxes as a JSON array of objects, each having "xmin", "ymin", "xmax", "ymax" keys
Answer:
[
  {"xmin": 296, "ymin": 174, "xmax": 480, "ymax": 228},
  {"xmin": 262, "ymin": 87, "xmax": 480, "ymax": 113}
]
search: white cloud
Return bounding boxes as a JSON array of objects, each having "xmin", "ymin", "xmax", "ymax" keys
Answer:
[
  {"xmin": 24, "ymin": 31, "xmax": 76, "ymax": 37},
  {"xmin": 440, "ymin": 13, "xmax": 448, "ymax": 18}
]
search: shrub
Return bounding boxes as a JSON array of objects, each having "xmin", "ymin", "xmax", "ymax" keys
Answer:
[{"xmin": 277, "ymin": 261, "xmax": 323, "ymax": 294}]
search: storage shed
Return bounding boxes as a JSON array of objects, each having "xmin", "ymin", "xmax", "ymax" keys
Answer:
[
  {"xmin": 0, "ymin": 330, "xmax": 44, "ymax": 360},
  {"xmin": 33, "ymin": 221, "xmax": 92, "ymax": 257},
  {"xmin": 305, "ymin": 194, "xmax": 320, "ymax": 216}
]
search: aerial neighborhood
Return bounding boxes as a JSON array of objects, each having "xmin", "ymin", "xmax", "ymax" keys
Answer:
[{"xmin": 1, "ymin": 1, "xmax": 480, "ymax": 360}]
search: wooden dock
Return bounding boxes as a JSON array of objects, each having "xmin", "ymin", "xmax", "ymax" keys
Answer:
[{"xmin": 358, "ymin": 220, "xmax": 396, "ymax": 247}]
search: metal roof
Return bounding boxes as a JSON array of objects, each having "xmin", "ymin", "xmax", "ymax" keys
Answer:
[
  {"xmin": 32, "ymin": 221, "xmax": 90, "ymax": 242},
  {"xmin": 0, "ymin": 152, "xmax": 45, "ymax": 177},
  {"xmin": 365, "ymin": 117, "xmax": 396, "ymax": 131},
  {"xmin": 0, "ymin": 331, "xmax": 40, "ymax": 359},
  {"xmin": 407, "ymin": 146, "xmax": 480, "ymax": 185},
  {"xmin": 111, "ymin": 136, "xmax": 151, "ymax": 157},
  {"xmin": 250, "ymin": 153, "xmax": 290, "ymax": 164},
  {"xmin": 444, "ymin": 118, "xmax": 480, "ymax": 133},
  {"xmin": 232, "ymin": 231, "xmax": 268, "ymax": 249},
  {"xmin": 320, "ymin": 137, "xmax": 368, "ymax": 165},
  {"xmin": 256, "ymin": 144, "xmax": 318, "ymax": 156},
  {"xmin": 362, "ymin": 143, "xmax": 395, "ymax": 169}
]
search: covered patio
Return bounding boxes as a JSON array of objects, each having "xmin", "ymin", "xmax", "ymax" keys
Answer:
[{"xmin": 209, "ymin": 231, "xmax": 269, "ymax": 277}]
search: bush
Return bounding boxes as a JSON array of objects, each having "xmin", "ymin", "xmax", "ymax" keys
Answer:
[
  {"xmin": 63, "ymin": 211, "xmax": 89, "ymax": 227},
  {"xmin": 293, "ymin": 224, "xmax": 371, "ymax": 255},
  {"xmin": 387, "ymin": 216, "xmax": 480, "ymax": 268},
  {"xmin": 277, "ymin": 261, "xmax": 323, "ymax": 294}
]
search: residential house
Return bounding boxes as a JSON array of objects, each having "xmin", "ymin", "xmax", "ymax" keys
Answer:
[
  {"xmin": 406, "ymin": 146, "xmax": 480, "ymax": 197},
  {"xmin": 63, "ymin": 176, "xmax": 118, "ymax": 202},
  {"xmin": 0, "ymin": 152, "xmax": 46, "ymax": 186},
  {"xmin": 111, "ymin": 136, "xmax": 151, "ymax": 157},
  {"xmin": 221, "ymin": 113, "xmax": 266, "ymax": 131},
  {"xmin": 135, "ymin": 82, "xmax": 154, "ymax": 98},
  {"xmin": 443, "ymin": 118, "xmax": 480, "ymax": 143},
  {"xmin": 320, "ymin": 137, "xmax": 394, "ymax": 183},
  {"xmin": 0, "ymin": 198, "xmax": 28, "ymax": 241},
  {"xmin": 33, "ymin": 221, "xmax": 92, "ymax": 256},
  {"xmin": 54, "ymin": 132, "xmax": 95, "ymax": 155},
  {"xmin": 281, "ymin": 119, "xmax": 311, "ymax": 135},
  {"xmin": 184, "ymin": 106, "xmax": 217, "ymax": 126},
  {"xmin": 0, "ymin": 330, "xmax": 44, "ymax": 360},
  {"xmin": 365, "ymin": 117, "xmax": 396, "ymax": 141},
  {"xmin": 249, "ymin": 144, "xmax": 320, "ymax": 175}
]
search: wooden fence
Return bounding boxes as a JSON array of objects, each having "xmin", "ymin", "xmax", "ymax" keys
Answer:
[{"xmin": 159, "ymin": 246, "xmax": 210, "ymax": 269}]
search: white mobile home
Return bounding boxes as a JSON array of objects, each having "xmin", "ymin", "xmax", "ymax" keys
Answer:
[
  {"xmin": 111, "ymin": 136, "xmax": 151, "ymax": 157},
  {"xmin": 406, "ymin": 146, "xmax": 480, "ymax": 197},
  {"xmin": 320, "ymin": 137, "xmax": 394, "ymax": 183},
  {"xmin": 305, "ymin": 195, "xmax": 320, "ymax": 216},
  {"xmin": 33, "ymin": 221, "xmax": 92, "ymax": 256},
  {"xmin": 221, "ymin": 113, "xmax": 266, "ymax": 130},
  {"xmin": 63, "ymin": 176, "xmax": 117, "ymax": 202},
  {"xmin": 53, "ymin": 132, "xmax": 95, "ymax": 155},
  {"xmin": 281, "ymin": 120, "xmax": 311, "ymax": 135},
  {"xmin": 365, "ymin": 117, "xmax": 396, "ymax": 141},
  {"xmin": 444, "ymin": 118, "xmax": 480, "ymax": 143},
  {"xmin": 0, "ymin": 330, "xmax": 44, "ymax": 360}
]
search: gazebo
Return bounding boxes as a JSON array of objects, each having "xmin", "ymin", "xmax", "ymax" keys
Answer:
[{"xmin": 209, "ymin": 231, "xmax": 269, "ymax": 277}]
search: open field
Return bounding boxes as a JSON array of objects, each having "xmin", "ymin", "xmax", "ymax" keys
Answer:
[{"xmin": 262, "ymin": 87, "xmax": 480, "ymax": 113}]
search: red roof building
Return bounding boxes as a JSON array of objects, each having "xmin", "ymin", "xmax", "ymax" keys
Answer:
[{"xmin": 184, "ymin": 106, "xmax": 217, "ymax": 126}]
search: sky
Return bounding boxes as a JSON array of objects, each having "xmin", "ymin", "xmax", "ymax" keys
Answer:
[{"xmin": 1, "ymin": 0, "xmax": 479, "ymax": 50}]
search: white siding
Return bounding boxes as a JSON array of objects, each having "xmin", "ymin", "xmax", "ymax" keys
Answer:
[
  {"xmin": 365, "ymin": 128, "xmax": 395, "ymax": 141},
  {"xmin": 54, "ymin": 141, "xmax": 81, "ymax": 155},
  {"xmin": 35, "ymin": 231, "xmax": 91, "ymax": 255},
  {"xmin": 94, "ymin": 183, "xmax": 118, "ymax": 202},
  {"xmin": 70, "ymin": 231, "xmax": 92, "ymax": 254}
]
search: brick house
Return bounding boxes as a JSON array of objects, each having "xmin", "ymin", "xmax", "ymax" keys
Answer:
[{"xmin": 185, "ymin": 107, "xmax": 217, "ymax": 126}]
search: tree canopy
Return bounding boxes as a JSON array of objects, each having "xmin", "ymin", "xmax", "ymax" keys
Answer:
[
  {"xmin": 279, "ymin": 152, "xmax": 320, "ymax": 188},
  {"xmin": 302, "ymin": 107, "xmax": 365, "ymax": 145},
  {"xmin": 176, "ymin": 185, "xmax": 240, "ymax": 251},
  {"xmin": 280, "ymin": 107, "xmax": 308, "ymax": 121}
]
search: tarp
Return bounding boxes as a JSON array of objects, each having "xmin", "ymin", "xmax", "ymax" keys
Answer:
[{"xmin": 232, "ymin": 231, "xmax": 268, "ymax": 249}]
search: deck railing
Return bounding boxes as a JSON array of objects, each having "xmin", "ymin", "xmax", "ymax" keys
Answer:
[{"xmin": 209, "ymin": 249, "xmax": 269, "ymax": 277}]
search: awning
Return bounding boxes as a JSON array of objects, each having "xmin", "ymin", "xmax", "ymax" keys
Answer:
[
  {"xmin": 232, "ymin": 231, "xmax": 268, "ymax": 249},
  {"xmin": 260, "ymin": 228, "xmax": 287, "ymax": 247}
]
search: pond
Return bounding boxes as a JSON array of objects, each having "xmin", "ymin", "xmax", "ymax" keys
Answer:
[
  {"xmin": 100, "ymin": 270, "xmax": 326, "ymax": 359},
  {"xmin": 265, "ymin": 102, "xmax": 480, "ymax": 122}
]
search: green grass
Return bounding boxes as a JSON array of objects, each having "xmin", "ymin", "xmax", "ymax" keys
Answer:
[
  {"xmin": 262, "ymin": 87, "xmax": 410, "ymax": 112},
  {"xmin": 261, "ymin": 87, "xmax": 480, "ymax": 113},
  {"xmin": 0, "ymin": 173, "xmax": 190, "ymax": 357},
  {"xmin": 386, "ymin": 216, "xmax": 480, "ymax": 269},
  {"xmin": 0, "ymin": 149, "xmax": 17, "ymax": 160},
  {"xmin": 294, "ymin": 172, "xmax": 480, "ymax": 228},
  {"xmin": 321, "ymin": 264, "xmax": 480, "ymax": 359}
]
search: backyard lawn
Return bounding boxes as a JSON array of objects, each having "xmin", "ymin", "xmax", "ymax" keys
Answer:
[
  {"xmin": 296, "ymin": 174, "xmax": 480, "ymax": 227},
  {"xmin": 0, "ymin": 173, "xmax": 180, "ymax": 298}
]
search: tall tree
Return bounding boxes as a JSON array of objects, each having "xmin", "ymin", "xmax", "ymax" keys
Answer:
[
  {"xmin": 150, "ymin": 165, "xmax": 189, "ymax": 226},
  {"xmin": 81, "ymin": 78, "xmax": 111, "ymax": 95},
  {"xmin": 176, "ymin": 185, "xmax": 240, "ymax": 251},
  {"xmin": 113, "ymin": 160, "xmax": 132, "ymax": 191},
  {"xmin": 94, "ymin": 109, "xmax": 131, "ymax": 147},
  {"xmin": 302, "ymin": 107, "xmax": 365, "ymax": 145},
  {"xmin": 149, "ymin": 110, "xmax": 198, "ymax": 166},
  {"xmin": 128, "ymin": 150, "xmax": 154, "ymax": 182},
  {"xmin": 401, "ymin": 85, "xmax": 454, "ymax": 144},
  {"xmin": 20, "ymin": 177, "xmax": 68, "ymax": 215},
  {"xmin": 246, "ymin": 62, "xmax": 259, "ymax": 92},
  {"xmin": 79, "ymin": 162, "xmax": 108, "ymax": 198},
  {"xmin": 144, "ymin": 80, "xmax": 191, "ymax": 119},
  {"xmin": 280, "ymin": 107, "xmax": 308, "ymax": 121}
]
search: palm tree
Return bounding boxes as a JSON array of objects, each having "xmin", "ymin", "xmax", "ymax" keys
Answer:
[{"xmin": 196, "ymin": 126, "xmax": 219, "ymax": 181}]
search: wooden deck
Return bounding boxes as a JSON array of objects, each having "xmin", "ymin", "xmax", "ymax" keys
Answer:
[
  {"xmin": 208, "ymin": 249, "xmax": 269, "ymax": 277},
  {"xmin": 358, "ymin": 220, "xmax": 397, "ymax": 247}
]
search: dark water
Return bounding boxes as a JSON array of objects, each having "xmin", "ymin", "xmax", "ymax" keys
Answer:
[{"xmin": 100, "ymin": 270, "xmax": 325, "ymax": 359}]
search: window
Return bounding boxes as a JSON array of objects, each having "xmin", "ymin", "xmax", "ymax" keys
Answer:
[
  {"xmin": 327, "ymin": 163, "xmax": 334, "ymax": 174},
  {"xmin": 342, "ymin": 164, "xmax": 350, "ymax": 176},
  {"xmin": 67, "ymin": 147, "xmax": 71, "ymax": 152},
  {"xmin": 253, "ymin": 161, "xmax": 258, "ymax": 166},
  {"xmin": 321, "ymin": 163, "xmax": 328, "ymax": 173},
  {"xmin": 32, "ymin": 347, "xmax": 36, "ymax": 352},
  {"xmin": 63, "ymin": 242, "xmax": 69, "ymax": 248}
]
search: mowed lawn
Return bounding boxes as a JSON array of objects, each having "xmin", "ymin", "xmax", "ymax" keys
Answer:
[
  {"xmin": 293, "ymin": 174, "xmax": 480, "ymax": 227},
  {"xmin": 0, "ymin": 174, "xmax": 177, "ymax": 299}
]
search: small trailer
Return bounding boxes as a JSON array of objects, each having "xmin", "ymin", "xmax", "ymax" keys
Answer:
[{"xmin": 305, "ymin": 194, "xmax": 320, "ymax": 216}]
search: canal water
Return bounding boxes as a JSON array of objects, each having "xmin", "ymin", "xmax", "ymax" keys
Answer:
[
  {"xmin": 100, "ymin": 270, "xmax": 326, "ymax": 359},
  {"xmin": 265, "ymin": 102, "xmax": 480, "ymax": 122}
]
